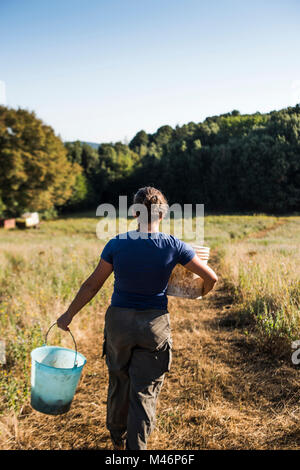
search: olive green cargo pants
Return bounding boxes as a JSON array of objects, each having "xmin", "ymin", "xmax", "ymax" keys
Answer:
[{"xmin": 102, "ymin": 306, "xmax": 172, "ymax": 450}]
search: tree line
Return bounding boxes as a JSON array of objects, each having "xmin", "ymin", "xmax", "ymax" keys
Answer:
[{"xmin": 0, "ymin": 104, "xmax": 299, "ymax": 217}]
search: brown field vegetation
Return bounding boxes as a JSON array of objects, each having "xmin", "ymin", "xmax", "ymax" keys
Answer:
[{"xmin": 0, "ymin": 215, "xmax": 299, "ymax": 449}]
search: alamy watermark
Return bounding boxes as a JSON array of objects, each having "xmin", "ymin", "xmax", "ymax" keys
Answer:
[
  {"xmin": 291, "ymin": 340, "xmax": 300, "ymax": 365},
  {"xmin": 95, "ymin": 196, "xmax": 204, "ymax": 243}
]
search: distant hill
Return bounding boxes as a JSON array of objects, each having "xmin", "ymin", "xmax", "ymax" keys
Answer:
[
  {"xmin": 63, "ymin": 105, "xmax": 300, "ymax": 213},
  {"xmin": 65, "ymin": 141, "xmax": 100, "ymax": 150},
  {"xmin": 81, "ymin": 141, "xmax": 100, "ymax": 149}
]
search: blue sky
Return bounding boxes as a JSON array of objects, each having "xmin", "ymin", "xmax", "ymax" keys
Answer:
[{"xmin": 1, "ymin": 0, "xmax": 300, "ymax": 143}]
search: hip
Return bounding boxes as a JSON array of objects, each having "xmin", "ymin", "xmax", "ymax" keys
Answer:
[{"xmin": 104, "ymin": 305, "xmax": 172, "ymax": 350}]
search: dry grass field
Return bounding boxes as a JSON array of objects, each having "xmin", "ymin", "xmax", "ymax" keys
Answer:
[{"xmin": 0, "ymin": 214, "xmax": 299, "ymax": 449}]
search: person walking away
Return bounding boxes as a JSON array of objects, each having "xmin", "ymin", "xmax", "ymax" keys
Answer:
[{"xmin": 57, "ymin": 187, "xmax": 218, "ymax": 450}]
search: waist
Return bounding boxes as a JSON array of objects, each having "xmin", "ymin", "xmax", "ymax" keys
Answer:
[
  {"xmin": 111, "ymin": 288, "xmax": 168, "ymax": 310},
  {"xmin": 107, "ymin": 305, "xmax": 168, "ymax": 315}
]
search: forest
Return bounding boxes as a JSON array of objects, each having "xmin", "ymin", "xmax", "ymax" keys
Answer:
[{"xmin": 0, "ymin": 104, "xmax": 299, "ymax": 217}]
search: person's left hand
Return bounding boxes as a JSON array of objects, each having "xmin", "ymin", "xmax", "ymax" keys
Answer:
[{"xmin": 57, "ymin": 311, "xmax": 73, "ymax": 331}]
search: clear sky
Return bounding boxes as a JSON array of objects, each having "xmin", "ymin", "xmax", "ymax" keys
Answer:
[{"xmin": 1, "ymin": 0, "xmax": 300, "ymax": 143}]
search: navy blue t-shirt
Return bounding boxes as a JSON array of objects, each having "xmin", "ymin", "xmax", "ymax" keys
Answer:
[{"xmin": 101, "ymin": 231, "xmax": 195, "ymax": 310}]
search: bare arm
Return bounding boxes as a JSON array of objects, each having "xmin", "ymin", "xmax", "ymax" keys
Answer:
[
  {"xmin": 57, "ymin": 258, "xmax": 113, "ymax": 331},
  {"xmin": 184, "ymin": 255, "xmax": 218, "ymax": 296}
]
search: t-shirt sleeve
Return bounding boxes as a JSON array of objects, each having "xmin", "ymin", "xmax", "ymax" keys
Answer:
[
  {"xmin": 177, "ymin": 240, "xmax": 196, "ymax": 266},
  {"xmin": 101, "ymin": 239, "xmax": 114, "ymax": 264}
]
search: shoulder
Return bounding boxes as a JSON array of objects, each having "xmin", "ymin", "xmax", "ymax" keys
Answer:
[
  {"xmin": 161, "ymin": 233, "xmax": 181, "ymax": 244},
  {"xmin": 167, "ymin": 235, "xmax": 195, "ymax": 256},
  {"xmin": 158, "ymin": 233, "xmax": 183, "ymax": 248}
]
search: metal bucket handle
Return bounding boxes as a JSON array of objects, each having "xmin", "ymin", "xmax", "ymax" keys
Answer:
[{"xmin": 44, "ymin": 322, "xmax": 78, "ymax": 368}]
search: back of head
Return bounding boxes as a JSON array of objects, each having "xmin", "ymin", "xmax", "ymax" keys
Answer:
[{"xmin": 133, "ymin": 186, "xmax": 168, "ymax": 224}]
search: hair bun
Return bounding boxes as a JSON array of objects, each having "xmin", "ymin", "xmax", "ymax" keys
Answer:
[
  {"xmin": 133, "ymin": 186, "xmax": 168, "ymax": 222},
  {"xmin": 150, "ymin": 195, "xmax": 158, "ymax": 204}
]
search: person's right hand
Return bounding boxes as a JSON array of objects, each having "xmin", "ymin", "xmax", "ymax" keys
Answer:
[{"xmin": 57, "ymin": 311, "xmax": 73, "ymax": 331}]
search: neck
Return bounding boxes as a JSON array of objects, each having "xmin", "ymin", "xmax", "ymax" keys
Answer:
[{"xmin": 138, "ymin": 221, "xmax": 160, "ymax": 233}]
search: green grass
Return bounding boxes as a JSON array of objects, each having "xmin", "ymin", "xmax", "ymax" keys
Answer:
[
  {"xmin": 221, "ymin": 217, "xmax": 300, "ymax": 354},
  {"xmin": 203, "ymin": 215, "xmax": 280, "ymax": 248}
]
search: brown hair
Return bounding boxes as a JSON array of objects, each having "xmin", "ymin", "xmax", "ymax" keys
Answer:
[{"xmin": 133, "ymin": 186, "xmax": 168, "ymax": 223}]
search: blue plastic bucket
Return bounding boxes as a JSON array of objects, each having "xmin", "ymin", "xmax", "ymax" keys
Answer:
[{"xmin": 30, "ymin": 323, "xmax": 86, "ymax": 415}]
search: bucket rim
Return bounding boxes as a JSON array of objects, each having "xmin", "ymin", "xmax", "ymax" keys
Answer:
[{"xmin": 31, "ymin": 345, "xmax": 87, "ymax": 370}]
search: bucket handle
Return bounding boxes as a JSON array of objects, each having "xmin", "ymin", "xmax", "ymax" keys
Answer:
[{"xmin": 44, "ymin": 322, "xmax": 78, "ymax": 368}]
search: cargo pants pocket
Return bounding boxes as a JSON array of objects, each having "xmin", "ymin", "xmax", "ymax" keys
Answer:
[
  {"xmin": 152, "ymin": 337, "xmax": 172, "ymax": 374},
  {"xmin": 129, "ymin": 337, "xmax": 172, "ymax": 384},
  {"xmin": 162, "ymin": 337, "xmax": 172, "ymax": 372},
  {"xmin": 167, "ymin": 338, "xmax": 172, "ymax": 371}
]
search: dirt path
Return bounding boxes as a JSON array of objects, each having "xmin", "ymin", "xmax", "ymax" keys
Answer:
[
  {"xmin": 244, "ymin": 218, "xmax": 287, "ymax": 240},
  {"xmin": 1, "ymin": 223, "xmax": 299, "ymax": 449}
]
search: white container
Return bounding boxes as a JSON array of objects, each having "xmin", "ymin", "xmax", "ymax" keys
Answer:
[
  {"xmin": 167, "ymin": 245, "xmax": 210, "ymax": 299},
  {"xmin": 21, "ymin": 212, "xmax": 39, "ymax": 227}
]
